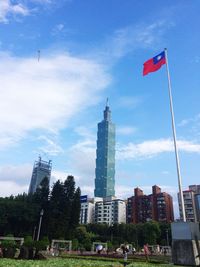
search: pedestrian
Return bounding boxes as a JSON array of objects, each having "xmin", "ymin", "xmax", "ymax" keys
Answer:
[
  {"xmin": 123, "ymin": 250, "xmax": 128, "ymax": 266},
  {"xmin": 143, "ymin": 243, "xmax": 150, "ymax": 262},
  {"xmin": 132, "ymin": 247, "xmax": 136, "ymax": 255}
]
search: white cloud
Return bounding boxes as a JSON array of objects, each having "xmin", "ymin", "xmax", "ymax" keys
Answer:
[
  {"xmin": 117, "ymin": 126, "xmax": 137, "ymax": 136},
  {"xmin": 117, "ymin": 139, "xmax": 200, "ymax": 160},
  {"xmin": 0, "ymin": 181, "xmax": 28, "ymax": 197},
  {"xmin": 117, "ymin": 96, "xmax": 142, "ymax": 109},
  {"xmin": 0, "ymin": 52, "xmax": 110, "ymax": 150},
  {"xmin": 0, "ymin": 0, "xmax": 29, "ymax": 23},
  {"xmin": 0, "ymin": 163, "xmax": 32, "ymax": 183},
  {"xmin": 30, "ymin": 0, "xmax": 52, "ymax": 3},
  {"xmin": 51, "ymin": 24, "xmax": 67, "ymax": 36},
  {"xmin": 80, "ymin": 185, "xmax": 94, "ymax": 197},
  {"xmin": 29, "ymin": 0, "xmax": 71, "ymax": 8},
  {"xmin": 62, "ymin": 136, "xmax": 200, "ymax": 196},
  {"xmin": 74, "ymin": 126, "xmax": 96, "ymax": 140},
  {"xmin": 68, "ymin": 139, "xmax": 96, "ymax": 179},
  {"xmin": 116, "ymin": 184, "xmax": 180, "ymax": 218},
  {"xmin": 59, "ymin": 137, "xmax": 97, "ymax": 193},
  {"xmin": 51, "ymin": 170, "xmax": 73, "ymax": 182},
  {"xmin": 0, "ymin": 163, "xmax": 32, "ymax": 196},
  {"xmin": 56, "ymin": 24, "xmax": 64, "ymax": 31},
  {"xmin": 104, "ymin": 20, "xmax": 173, "ymax": 60},
  {"xmin": 38, "ymin": 135, "xmax": 64, "ymax": 156},
  {"xmin": 178, "ymin": 113, "xmax": 200, "ymax": 127},
  {"xmin": 115, "ymin": 185, "xmax": 133, "ymax": 199}
]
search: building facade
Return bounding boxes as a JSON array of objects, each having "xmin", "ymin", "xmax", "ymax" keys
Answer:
[
  {"xmin": 80, "ymin": 195, "xmax": 95, "ymax": 224},
  {"xmin": 195, "ymin": 194, "xmax": 200, "ymax": 221},
  {"xmin": 178, "ymin": 185, "xmax": 200, "ymax": 222},
  {"xmin": 28, "ymin": 156, "xmax": 52, "ymax": 194},
  {"xmin": 94, "ymin": 197, "xmax": 126, "ymax": 225},
  {"xmin": 80, "ymin": 196, "xmax": 126, "ymax": 225},
  {"xmin": 94, "ymin": 104, "xmax": 115, "ymax": 198},
  {"xmin": 127, "ymin": 185, "xmax": 174, "ymax": 224}
]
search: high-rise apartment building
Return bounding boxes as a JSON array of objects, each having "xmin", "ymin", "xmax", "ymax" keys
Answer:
[
  {"xmin": 28, "ymin": 156, "xmax": 52, "ymax": 194},
  {"xmin": 79, "ymin": 195, "xmax": 126, "ymax": 225},
  {"xmin": 178, "ymin": 184, "xmax": 200, "ymax": 222},
  {"xmin": 79, "ymin": 195, "xmax": 95, "ymax": 224},
  {"xmin": 94, "ymin": 104, "xmax": 115, "ymax": 198},
  {"xmin": 127, "ymin": 185, "xmax": 174, "ymax": 224},
  {"xmin": 94, "ymin": 197, "xmax": 126, "ymax": 225}
]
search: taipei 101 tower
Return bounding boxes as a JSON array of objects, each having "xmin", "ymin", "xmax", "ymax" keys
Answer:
[{"xmin": 94, "ymin": 101, "xmax": 115, "ymax": 198}]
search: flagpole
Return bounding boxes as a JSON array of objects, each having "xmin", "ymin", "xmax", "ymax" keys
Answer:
[{"xmin": 164, "ymin": 48, "xmax": 186, "ymax": 222}]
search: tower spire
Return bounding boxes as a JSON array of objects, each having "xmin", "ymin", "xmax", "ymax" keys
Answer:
[
  {"xmin": 104, "ymin": 99, "xmax": 111, "ymax": 121},
  {"xmin": 106, "ymin": 97, "xmax": 109, "ymax": 107}
]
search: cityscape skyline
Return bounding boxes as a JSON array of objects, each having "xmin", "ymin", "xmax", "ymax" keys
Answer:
[{"xmin": 0, "ymin": 1, "xmax": 200, "ymax": 219}]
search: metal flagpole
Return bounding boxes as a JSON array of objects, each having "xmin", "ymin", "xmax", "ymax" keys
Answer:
[{"xmin": 164, "ymin": 48, "xmax": 186, "ymax": 222}]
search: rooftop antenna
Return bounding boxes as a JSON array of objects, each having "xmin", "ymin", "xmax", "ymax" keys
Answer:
[{"xmin": 37, "ymin": 50, "xmax": 40, "ymax": 62}]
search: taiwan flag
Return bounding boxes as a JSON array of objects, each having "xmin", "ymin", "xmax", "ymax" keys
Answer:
[{"xmin": 143, "ymin": 51, "xmax": 166, "ymax": 76}]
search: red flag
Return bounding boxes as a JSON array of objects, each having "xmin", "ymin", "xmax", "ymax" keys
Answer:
[{"xmin": 143, "ymin": 51, "xmax": 166, "ymax": 76}]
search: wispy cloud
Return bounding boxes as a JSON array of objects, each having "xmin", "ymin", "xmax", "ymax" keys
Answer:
[
  {"xmin": 0, "ymin": 0, "xmax": 69, "ymax": 23},
  {"xmin": 117, "ymin": 139, "xmax": 200, "ymax": 160},
  {"xmin": 117, "ymin": 126, "xmax": 137, "ymax": 136},
  {"xmin": 178, "ymin": 113, "xmax": 200, "ymax": 138},
  {"xmin": 178, "ymin": 113, "xmax": 200, "ymax": 127},
  {"xmin": 0, "ymin": 51, "xmax": 110, "ymax": 150},
  {"xmin": 0, "ymin": 0, "xmax": 29, "ymax": 23},
  {"xmin": 30, "ymin": 0, "xmax": 53, "ymax": 3},
  {"xmin": 74, "ymin": 126, "xmax": 95, "ymax": 139},
  {"xmin": 95, "ymin": 19, "xmax": 174, "ymax": 62},
  {"xmin": 116, "ymin": 96, "xmax": 142, "ymax": 109},
  {"xmin": 51, "ymin": 23, "xmax": 75, "ymax": 37},
  {"xmin": 38, "ymin": 135, "xmax": 64, "ymax": 156},
  {"xmin": 51, "ymin": 23, "xmax": 68, "ymax": 36}
]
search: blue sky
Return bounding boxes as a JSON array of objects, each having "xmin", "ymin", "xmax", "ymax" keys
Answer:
[{"xmin": 0, "ymin": 0, "xmax": 200, "ymax": 217}]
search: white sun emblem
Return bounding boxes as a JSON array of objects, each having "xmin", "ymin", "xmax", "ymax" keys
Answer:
[{"xmin": 157, "ymin": 55, "xmax": 162, "ymax": 60}]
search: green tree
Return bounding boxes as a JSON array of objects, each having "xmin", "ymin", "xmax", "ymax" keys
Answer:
[
  {"xmin": 33, "ymin": 177, "xmax": 50, "ymax": 237},
  {"xmin": 143, "ymin": 221, "xmax": 161, "ymax": 245},
  {"xmin": 75, "ymin": 226, "xmax": 94, "ymax": 251},
  {"xmin": 69, "ymin": 187, "xmax": 81, "ymax": 233},
  {"xmin": 48, "ymin": 180, "xmax": 66, "ymax": 239}
]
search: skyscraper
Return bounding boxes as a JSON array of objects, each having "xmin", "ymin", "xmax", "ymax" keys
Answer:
[
  {"xmin": 94, "ymin": 103, "xmax": 115, "ymax": 197},
  {"xmin": 28, "ymin": 156, "xmax": 52, "ymax": 194}
]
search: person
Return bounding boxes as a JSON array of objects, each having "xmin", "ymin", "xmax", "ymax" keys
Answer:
[
  {"xmin": 132, "ymin": 247, "xmax": 136, "ymax": 255},
  {"xmin": 143, "ymin": 243, "xmax": 150, "ymax": 262},
  {"xmin": 123, "ymin": 250, "xmax": 128, "ymax": 266}
]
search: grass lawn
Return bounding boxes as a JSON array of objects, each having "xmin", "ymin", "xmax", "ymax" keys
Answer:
[{"xmin": 0, "ymin": 258, "xmax": 183, "ymax": 267}]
